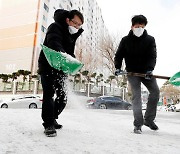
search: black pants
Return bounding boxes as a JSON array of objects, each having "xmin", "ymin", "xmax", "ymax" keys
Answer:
[
  {"xmin": 40, "ymin": 70, "xmax": 67, "ymax": 128},
  {"xmin": 127, "ymin": 76, "xmax": 160, "ymax": 127}
]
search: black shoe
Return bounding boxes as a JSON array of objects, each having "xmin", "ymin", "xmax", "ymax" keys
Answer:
[
  {"xmin": 54, "ymin": 120, "xmax": 63, "ymax": 129},
  {"xmin": 144, "ymin": 120, "xmax": 159, "ymax": 130},
  {"xmin": 134, "ymin": 126, "xmax": 142, "ymax": 134},
  {"xmin": 44, "ymin": 126, "xmax": 57, "ymax": 137}
]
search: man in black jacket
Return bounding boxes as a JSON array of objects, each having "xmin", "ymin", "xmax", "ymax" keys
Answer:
[
  {"xmin": 38, "ymin": 9, "xmax": 84, "ymax": 137},
  {"xmin": 114, "ymin": 15, "xmax": 159, "ymax": 134}
]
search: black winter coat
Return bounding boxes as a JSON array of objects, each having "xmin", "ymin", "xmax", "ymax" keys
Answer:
[
  {"xmin": 38, "ymin": 9, "xmax": 84, "ymax": 74},
  {"xmin": 114, "ymin": 30, "xmax": 157, "ymax": 73}
]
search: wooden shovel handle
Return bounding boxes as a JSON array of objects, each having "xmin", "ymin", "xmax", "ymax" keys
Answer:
[{"xmin": 127, "ymin": 72, "xmax": 170, "ymax": 80}]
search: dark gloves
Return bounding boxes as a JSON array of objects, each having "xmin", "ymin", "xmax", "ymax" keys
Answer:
[
  {"xmin": 145, "ymin": 71, "xmax": 153, "ymax": 80},
  {"xmin": 115, "ymin": 69, "xmax": 125, "ymax": 76}
]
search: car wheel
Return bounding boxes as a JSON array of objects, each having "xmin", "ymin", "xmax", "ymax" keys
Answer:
[
  {"xmin": 1, "ymin": 104, "xmax": 8, "ymax": 108},
  {"xmin": 99, "ymin": 104, "xmax": 107, "ymax": 109},
  {"xmin": 29, "ymin": 103, "xmax": 37, "ymax": 109}
]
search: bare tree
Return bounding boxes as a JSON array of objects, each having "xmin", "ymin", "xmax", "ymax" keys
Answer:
[
  {"xmin": 75, "ymin": 40, "xmax": 99, "ymax": 73},
  {"xmin": 99, "ymin": 33, "xmax": 121, "ymax": 74},
  {"xmin": 75, "ymin": 32, "xmax": 123, "ymax": 84},
  {"xmin": 160, "ymin": 83, "xmax": 180, "ymax": 103},
  {"xmin": 98, "ymin": 33, "xmax": 127, "ymax": 88}
]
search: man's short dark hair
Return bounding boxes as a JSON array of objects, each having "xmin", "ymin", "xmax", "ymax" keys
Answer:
[
  {"xmin": 131, "ymin": 15, "xmax": 148, "ymax": 26},
  {"xmin": 69, "ymin": 10, "xmax": 84, "ymax": 24}
]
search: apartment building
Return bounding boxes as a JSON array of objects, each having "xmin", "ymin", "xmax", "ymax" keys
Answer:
[{"xmin": 0, "ymin": 0, "xmax": 108, "ymax": 75}]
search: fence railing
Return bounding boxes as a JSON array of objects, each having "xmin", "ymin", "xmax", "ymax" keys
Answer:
[
  {"xmin": 0, "ymin": 81, "xmax": 125, "ymax": 98},
  {"xmin": 0, "ymin": 80, "xmax": 42, "ymax": 94}
]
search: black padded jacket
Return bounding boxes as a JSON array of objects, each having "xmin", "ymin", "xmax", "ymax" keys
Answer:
[{"xmin": 114, "ymin": 30, "xmax": 157, "ymax": 73}]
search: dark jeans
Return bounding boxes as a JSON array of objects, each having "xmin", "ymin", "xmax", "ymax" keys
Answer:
[
  {"xmin": 40, "ymin": 70, "xmax": 67, "ymax": 128},
  {"xmin": 127, "ymin": 76, "xmax": 160, "ymax": 127}
]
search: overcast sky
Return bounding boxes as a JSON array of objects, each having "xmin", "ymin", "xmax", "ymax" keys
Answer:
[{"xmin": 96, "ymin": 0, "xmax": 180, "ymax": 86}]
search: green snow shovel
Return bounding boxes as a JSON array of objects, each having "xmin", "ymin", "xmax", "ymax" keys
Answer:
[
  {"xmin": 117, "ymin": 71, "xmax": 180, "ymax": 86},
  {"xmin": 169, "ymin": 71, "xmax": 180, "ymax": 86},
  {"xmin": 41, "ymin": 45, "xmax": 84, "ymax": 75}
]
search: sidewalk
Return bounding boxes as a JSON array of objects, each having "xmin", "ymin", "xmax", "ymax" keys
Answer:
[{"xmin": 0, "ymin": 108, "xmax": 180, "ymax": 154}]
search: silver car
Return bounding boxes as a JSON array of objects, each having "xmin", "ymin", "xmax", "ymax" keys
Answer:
[{"xmin": 0, "ymin": 95, "xmax": 42, "ymax": 109}]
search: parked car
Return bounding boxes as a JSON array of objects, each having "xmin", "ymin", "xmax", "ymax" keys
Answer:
[
  {"xmin": 87, "ymin": 96, "xmax": 132, "ymax": 110},
  {"xmin": 174, "ymin": 103, "xmax": 180, "ymax": 112},
  {"xmin": 167, "ymin": 104, "xmax": 176, "ymax": 112},
  {"xmin": 0, "ymin": 95, "xmax": 42, "ymax": 109}
]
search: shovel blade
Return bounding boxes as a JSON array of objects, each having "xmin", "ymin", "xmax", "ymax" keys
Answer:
[
  {"xmin": 41, "ymin": 45, "xmax": 84, "ymax": 75},
  {"xmin": 169, "ymin": 71, "xmax": 180, "ymax": 86}
]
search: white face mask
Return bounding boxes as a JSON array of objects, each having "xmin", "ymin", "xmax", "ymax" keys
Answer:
[
  {"xmin": 68, "ymin": 26, "xmax": 78, "ymax": 34},
  {"xmin": 133, "ymin": 27, "xmax": 144, "ymax": 37}
]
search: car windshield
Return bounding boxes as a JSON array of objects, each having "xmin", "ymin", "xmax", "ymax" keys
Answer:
[
  {"xmin": 101, "ymin": 97, "xmax": 122, "ymax": 101},
  {"xmin": 12, "ymin": 95, "xmax": 38, "ymax": 100},
  {"xmin": 24, "ymin": 96, "xmax": 35, "ymax": 99}
]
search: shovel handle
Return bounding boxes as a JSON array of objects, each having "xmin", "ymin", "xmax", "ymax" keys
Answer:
[{"xmin": 127, "ymin": 72, "xmax": 170, "ymax": 80}]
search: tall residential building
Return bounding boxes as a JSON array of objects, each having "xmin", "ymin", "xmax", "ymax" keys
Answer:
[
  {"xmin": 0, "ymin": 0, "xmax": 41, "ymax": 74},
  {"xmin": 0, "ymin": 0, "xmax": 108, "ymax": 75}
]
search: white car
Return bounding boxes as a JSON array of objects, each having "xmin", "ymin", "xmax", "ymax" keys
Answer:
[
  {"xmin": 0, "ymin": 95, "xmax": 42, "ymax": 109},
  {"xmin": 175, "ymin": 103, "xmax": 180, "ymax": 112}
]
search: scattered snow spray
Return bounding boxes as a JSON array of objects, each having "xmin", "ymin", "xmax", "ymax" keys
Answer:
[{"xmin": 66, "ymin": 81, "xmax": 88, "ymax": 110}]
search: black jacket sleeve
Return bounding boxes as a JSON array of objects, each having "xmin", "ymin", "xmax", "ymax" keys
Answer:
[
  {"xmin": 71, "ymin": 28, "xmax": 84, "ymax": 40},
  {"xmin": 146, "ymin": 37, "xmax": 157, "ymax": 71},
  {"xmin": 114, "ymin": 38, "xmax": 126, "ymax": 69},
  {"xmin": 45, "ymin": 23, "xmax": 66, "ymax": 53}
]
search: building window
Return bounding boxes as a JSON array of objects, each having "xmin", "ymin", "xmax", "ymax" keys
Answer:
[
  {"xmin": 59, "ymin": 4, "xmax": 63, "ymax": 8},
  {"xmin": 43, "ymin": 15, "xmax": 47, "ymax": 22},
  {"xmin": 70, "ymin": 1, "xmax": 72, "ymax": 7},
  {"xmin": 44, "ymin": 3, "xmax": 49, "ymax": 12},
  {"xmin": 67, "ymin": 5, "xmax": 70, "ymax": 10},
  {"xmin": 41, "ymin": 25, "xmax": 46, "ymax": 33}
]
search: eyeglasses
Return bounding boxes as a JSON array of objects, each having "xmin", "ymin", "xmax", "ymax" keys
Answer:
[{"xmin": 70, "ymin": 19, "xmax": 82, "ymax": 28}]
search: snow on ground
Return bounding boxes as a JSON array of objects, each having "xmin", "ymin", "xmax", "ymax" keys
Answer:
[{"xmin": 0, "ymin": 94, "xmax": 180, "ymax": 154}]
